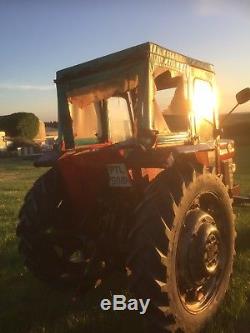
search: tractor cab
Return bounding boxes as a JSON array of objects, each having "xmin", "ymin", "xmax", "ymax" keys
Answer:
[{"xmin": 55, "ymin": 42, "xmax": 217, "ymax": 151}]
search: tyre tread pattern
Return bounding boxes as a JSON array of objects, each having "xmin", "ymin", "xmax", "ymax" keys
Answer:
[{"xmin": 127, "ymin": 162, "xmax": 235, "ymax": 333}]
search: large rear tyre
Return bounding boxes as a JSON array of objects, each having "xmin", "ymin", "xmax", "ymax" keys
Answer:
[
  {"xmin": 127, "ymin": 164, "xmax": 235, "ymax": 333},
  {"xmin": 16, "ymin": 168, "xmax": 86, "ymax": 286}
]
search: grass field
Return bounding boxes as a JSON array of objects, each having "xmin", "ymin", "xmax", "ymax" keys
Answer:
[{"xmin": 0, "ymin": 147, "xmax": 250, "ymax": 333}]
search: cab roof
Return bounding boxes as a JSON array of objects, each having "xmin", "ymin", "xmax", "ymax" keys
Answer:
[{"xmin": 56, "ymin": 42, "xmax": 214, "ymax": 83}]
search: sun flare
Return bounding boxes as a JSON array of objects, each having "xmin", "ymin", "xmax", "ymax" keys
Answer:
[{"xmin": 193, "ymin": 79, "xmax": 217, "ymax": 122}]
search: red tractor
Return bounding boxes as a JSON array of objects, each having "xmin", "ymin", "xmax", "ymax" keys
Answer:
[{"xmin": 17, "ymin": 42, "xmax": 250, "ymax": 332}]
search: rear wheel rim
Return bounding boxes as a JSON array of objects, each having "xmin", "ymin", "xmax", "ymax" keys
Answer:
[{"xmin": 176, "ymin": 191, "xmax": 229, "ymax": 313}]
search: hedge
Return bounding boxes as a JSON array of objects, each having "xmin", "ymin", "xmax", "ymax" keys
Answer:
[{"xmin": 0, "ymin": 112, "xmax": 39, "ymax": 139}]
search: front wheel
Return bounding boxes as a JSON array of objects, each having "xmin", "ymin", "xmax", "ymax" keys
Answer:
[
  {"xmin": 127, "ymin": 163, "xmax": 236, "ymax": 333},
  {"xmin": 16, "ymin": 168, "xmax": 88, "ymax": 286}
]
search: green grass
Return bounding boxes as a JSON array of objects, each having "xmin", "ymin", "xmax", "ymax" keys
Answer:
[
  {"xmin": 1, "ymin": 150, "xmax": 250, "ymax": 333},
  {"xmin": 203, "ymin": 146, "xmax": 250, "ymax": 333}
]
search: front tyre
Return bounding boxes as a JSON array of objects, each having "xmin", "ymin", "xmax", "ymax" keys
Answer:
[
  {"xmin": 16, "ymin": 168, "xmax": 85, "ymax": 286},
  {"xmin": 127, "ymin": 164, "xmax": 235, "ymax": 333}
]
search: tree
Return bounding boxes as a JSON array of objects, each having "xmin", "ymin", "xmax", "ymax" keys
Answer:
[{"xmin": 0, "ymin": 112, "xmax": 39, "ymax": 139}]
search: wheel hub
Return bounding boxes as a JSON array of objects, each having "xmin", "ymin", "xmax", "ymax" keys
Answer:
[
  {"xmin": 193, "ymin": 221, "xmax": 220, "ymax": 277},
  {"xmin": 203, "ymin": 227, "xmax": 220, "ymax": 274},
  {"xmin": 179, "ymin": 209, "xmax": 221, "ymax": 286}
]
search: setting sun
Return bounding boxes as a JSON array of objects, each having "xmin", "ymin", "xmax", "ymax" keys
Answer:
[{"xmin": 192, "ymin": 79, "xmax": 217, "ymax": 123}]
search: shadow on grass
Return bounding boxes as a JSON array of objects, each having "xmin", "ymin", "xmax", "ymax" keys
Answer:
[
  {"xmin": 236, "ymin": 224, "xmax": 250, "ymax": 253},
  {"xmin": 0, "ymin": 239, "xmax": 145, "ymax": 333},
  {"xmin": 234, "ymin": 206, "xmax": 250, "ymax": 255}
]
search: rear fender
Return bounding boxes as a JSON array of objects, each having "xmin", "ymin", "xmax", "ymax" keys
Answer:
[{"xmin": 54, "ymin": 148, "xmax": 129, "ymax": 222}]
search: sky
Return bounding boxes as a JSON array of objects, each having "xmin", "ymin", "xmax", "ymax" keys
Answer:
[{"xmin": 0, "ymin": 0, "xmax": 249, "ymax": 121}]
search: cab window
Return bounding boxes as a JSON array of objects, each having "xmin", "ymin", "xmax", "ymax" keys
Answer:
[
  {"xmin": 107, "ymin": 96, "xmax": 133, "ymax": 143},
  {"xmin": 153, "ymin": 70, "xmax": 189, "ymax": 133},
  {"xmin": 193, "ymin": 79, "xmax": 215, "ymax": 123},
  {"xmin": 68, "ymin": 99, "xmax": 100, "ymax": 145},
  {"xmin": 193, "ymin": 79, "xmax": 216, "ymax": 141}
]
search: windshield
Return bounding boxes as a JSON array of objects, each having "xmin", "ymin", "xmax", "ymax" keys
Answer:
[
  {"xmin": 68, "ymin": 98, "xmax": 100, "ymax": 145},
  {"xmin": 65, "ymin": 72, "xmax": 139, "ymax": 146},
  {"xmin": 68, "ymin": 92, "xmax": 134, "ymax": 146},
  {"xmin": 107, "ymin": 96, "xmax": 133, "ymax": 143}
]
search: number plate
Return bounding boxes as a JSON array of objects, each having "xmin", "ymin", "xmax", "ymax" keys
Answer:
[{"xmin": 107, "ymin": 164, "xmax": 132, "ymax": 187}]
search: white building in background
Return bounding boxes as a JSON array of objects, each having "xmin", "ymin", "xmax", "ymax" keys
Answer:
[
  {"xmin": 34, "ymin": 120, "xmax": 46, "ymax": 144},
  {"xmin": 34, "ymin": 120, "xmax": 58, "ymax": 150},
  {"xmin": 0, "ymin": 131, "xmax": 6, "ymax": 150}
]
